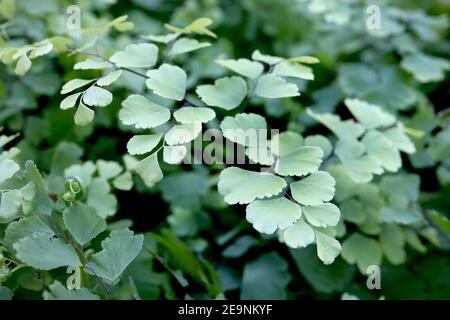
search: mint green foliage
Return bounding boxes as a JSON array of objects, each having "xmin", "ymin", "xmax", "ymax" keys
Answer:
[{"xmin": 0, "ymin": 0, "xmax": 449, "ymax": 300}]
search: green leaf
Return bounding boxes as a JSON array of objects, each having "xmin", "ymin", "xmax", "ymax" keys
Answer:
[
  {"xmin": 44, "ymin": 281, "xmax": 100, "ymax": 300},
  {"xmin": 290, "ymin": 171, "xmax": 335, "ymax": 206},
  {"xmin": 274, "ymin": 146, "xmax": 323, "ymax": 176},
  {"xmin": 216, "ymin": 58, "xmax": 264, "ymax": 79},
  {"xmin": 146, "ymin": 64, "xmax": 187, "ymax": 101},
  {"xmin": 112, "ymin": 172, "xmax": 133, "ymax": 191},
  {"xmin": 251, "ymin": 50, "xmax": 283, "ymax": 65},
  {"xmin": 246, "ymin": 197, "xmax": 302, "ymax": 234},
  {"xmin": 289, "ymin": 246, "xmax": 353, "ymax": 294},
  {"xmin": 218, "ymin": 167, "xmax": 286, "ymax": 204},
  {"xmin": 60, "ymin": 79, "xmax": 95, "ymax": 94},
  {"xmin": 0, "ymin": 286, "xmax": 13, "ymax": 300},
  {"xmin": 25, "ymin": 161, "xmax": 52, "ymax": 216},
  {"xmin": 339, "ymin": 199, "xmax": 366, "ymax": 224},
  {"xmin": 362, "ymin": 130, "xmax": 401, "ymax": 172},
  {"xmin": 119, "ymin": 94, "xmax": 171, "ymax": 129},
  {"xmin": 170, "ymin": 38, "xmax": 210, "ymax": 56},
  {"xmin": 196, "ymin": 76, "xmax": 247, "ymax": 110},
  {"xmin": 270, "ymin": 131, "xmax": 303, "ymax": 157},
  {"xmin": 345, "ymin": 99, "xmax": 396, "ymax": 129},
  {"xmin": 220, "ymin": 113, "xmax": 266, "ymax": 146},
  {"xmin": 97, "ymin": 70, "xmax": 123, "ymax": 86},
  {"xmin": 74, "ymin": 103, "xmax": 94, "ymax": 126},
  {"xmin": 165, "ymin": 18, "xmax": 216, "ymax": 38},
  {"xmin": 173, "ymin": 107, "xmax": 215, "ymax": 124},
  {"xmin": 97, "ymin": 160, "xmax": 122, "ymax": 180},
  {"xmin": 127, "ymin": 134, "xmax": 162, "ymax": 155},
  {"xmin": 302, "ymin": 203, "xmax": 340, "ymax": 228},
  {"xmin": 87, "ymin": 178, "xmax": 117, "ymax": 218},
  {"xmin": 383, "ymin": 124, "xmax": 416, "ymax": 154},
  {"xmin": 0, "ymin": 159, "xmax": 20, "ymax": 183},
  {"xmin": 241, "ymin": 252, "xmax": 290, "ymax": 299},
  {"xmin": 379, "ymin": 224, "xmax": 405, "ymax": 265},
  {"xmin": 88, "ymin": 229, "xmax": 144, "ymax": 282},
  {"xmin": 0, "ymin": 190, "xmax": 22, "ymax": 221},
  {"xmin": 0, "ymin": 0, "xmax": 16, "ymax": 19},
  {"xmin": 3, "ymin": 216, "xmax": 54, "ymax": 248},
  {"xmin": 273, "ymin": 61, "xmax": 314, "ymax": 80},
  {"xmin": 381, "ymin": 208, "xmax": 422, "ymax": 225},
  {"xmin": 164, "ymin": 122, "xmax": 202, "ymax": 145},
  {"xmin": 305, "ymin": 135, "xmax": 333, "ymax": 158},
  {"xmin": 135, "ymin": 152, "xmax": 163, "ymax": 188},
  {"xmin": 282, "ymin": 218, "xmax": 315, "ymax": 248},
  {"xmin": 341, "ymin": 233, "xmax": 382, "ymax": 273},
  {"xmin": 163, "ymin": 146, "xmax": 187, "ymax": 164},
  {"xmin": 14, "ymin": 233, "xmax": 82, "ymax": 270},
  {"xmin": 74, "ymin": 59, "xmax": 111, "ymax": 70},
  {"xmin": 82, "ymin": 86, "xmax": 112, "ymax": 107},
  {"xmin": 15, "ymin": 54, "xmax": 31, "ymax": 76},
  {"xmin": 60, "ymin": 92, "xmax": 81, "ymax": 110},
  {"xmin": 401, "ymin": 53, "xmax": 450, "ymax": 83},
  {"xmin": 63, "ymin": 203, "xmax": 107, "ymax": 246},
  {"xmin": 315, "ymin": 231, "xmax": 341, "ymax": 265},
  {"xmin": 110, "ymin": 43, "xmax": 158, "ymax": 68},
  {"xmin": 254, "ymin": 74, "xmax": 299, "ymax": 98},
  {"xmin": 307, "ymin": 109, "xmax": 365, "ymax": 139}
]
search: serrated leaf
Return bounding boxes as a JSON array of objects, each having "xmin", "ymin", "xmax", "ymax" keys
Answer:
[
  {"xmin": 14, "ymin": 233, "xmax": 81, "ymax": 270},
  {"xmin": 216, "ymin": 58, "xmax": 264, "ymax": 79},
  {"xmin": 302, "ymin": 203, "xmax": 340, "ymax": 228},
  {"xmin": 273, "ymin": 61, "xmax": 314, "ymax": 80},
  {"xmin": 170, "ymin": 38, "xmax": 210, "ymax": 56},
  {"xmin": 164, "ymin": 122, "xmax": 202, "ymax": 145},
  {"xmin": 135, "ymin": 152, "xmax": 163, "ymax": 188},
  {"xmin": 274, "ymin": 146, "xmax": 323, "ymax": 177},
  {"xmin": 127, "ymin": 134, "xmax": 162, "ymax": 155},
  {"xmin": 196, "ymin": 76, "xmax": 247, "ymax": 110},
  {"xmin": 345, "ymin": 99, "xmax": 396, "ymax": 129},
  {"xmin": 110, "ymin": 43, "xmax": 158, "ymax": 68},
  {"xmin": 82, "ymin": 86, "xmax": 112, "ymax": 107},
  {"xmin": 63, "ymin": 203, "xmax": 107, "ymax": 246},
  {"xmin": 119, "ymin": 94, "xmax": 170, "ymax": 129},
  {"xmin": 254, "ymin": 74, "xmax": 299, "ymax": 98},
  {"xmin": 173, "ymin": 107, "xmax": 215, "ymax": 124},
  {"xmin": 3, "ymin": 216, "xmax": 54, "ymax": 248},
  {"xmin": 282, "ymin": 218, "xmax": 315, "ymax": 248},
  {"xmin": 218, "ymin": 167, "xmax": 286, "ymax": 205},
  {"xmin": 246, "ymin": 197, "xmax": 302, "ymax": 234},
  {"xmin": 88, "ymin": 229, "xmax": 144, "ymax": 282},
  {"xmin": 220, "ymin": 113, "xmax": 267, "ymax": 147},
  {"xmin": 383, "ymin": 124, "xmax": 416, "ymax": 154},
  {"xmin": 146, "ymin": 64, "xmax": 186, "ymax": 101},
  {"xmin": 290, "ymin": 171, "xmax": 335, "ymax": 206},
  {"xmin": 315, "ymin": 231, "xmax": 341, "ymax": 265},
  {"xmin": 341, "ymin": 233, "xmax": 382, "ymax": 273}
]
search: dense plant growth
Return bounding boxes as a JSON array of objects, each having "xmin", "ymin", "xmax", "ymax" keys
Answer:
[{"xmin": 0, "ymin": 0, "xmax": 449, "ymax": 300}]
